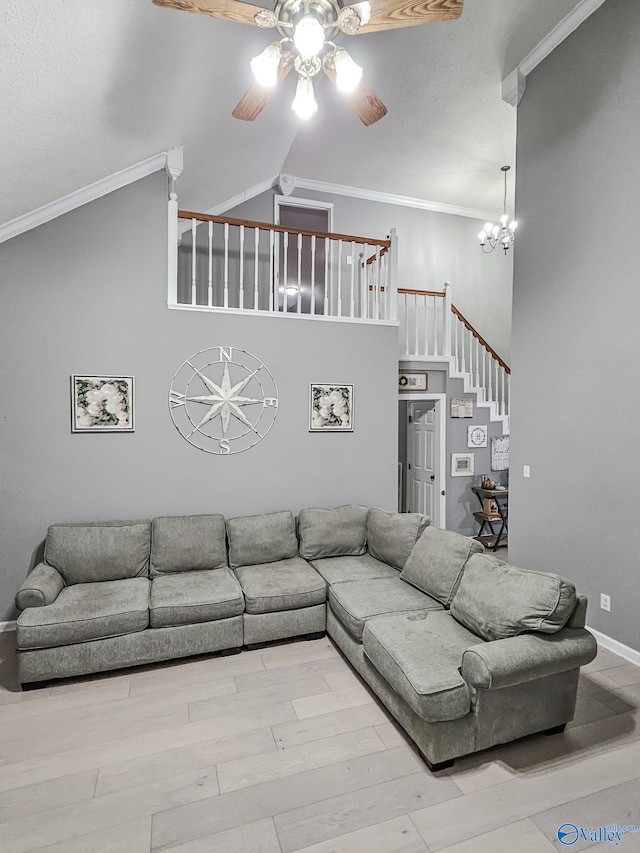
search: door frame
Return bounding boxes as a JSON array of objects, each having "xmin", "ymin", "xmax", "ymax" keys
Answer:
[
  {"xmin": 273, "ymin": 196, "xmax": 334, "ymax": 309},
  {"xmin": 400, "ymin": 392, "xmax": 447, "ymax": 528},
  {"xmin": 274, "ymin": 195, "xmax": 334, "ymax": 229}
]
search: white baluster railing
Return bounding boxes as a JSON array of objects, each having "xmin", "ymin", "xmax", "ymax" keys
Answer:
[
  {"xmin": 398, "ymin": 285, "xmax": 510, "ymax": 417},
  {"xmin": 174, "ymin": 210, "xmax": 395, "ymax": 324}
]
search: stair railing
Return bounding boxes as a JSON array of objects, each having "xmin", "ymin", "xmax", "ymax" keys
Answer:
[
  {"xmin": 171, "ymin": 208, "xmax": 397, "ymax": 323},
  {"xmin": 398, "ymin": 284, "xmax": 510, "ymax": 416}
]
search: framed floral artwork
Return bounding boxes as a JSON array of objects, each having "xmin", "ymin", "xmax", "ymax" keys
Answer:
[
  {"xmin": 71, "ymin": 375, "xmax": 135, "ymax": 432},
  {"xmin": 310, "ymin": 384, "xmax": 353, "ymax": 432}
]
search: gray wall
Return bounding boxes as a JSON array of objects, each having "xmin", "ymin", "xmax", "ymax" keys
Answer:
[
  {"xmin": 0, "ymin": 173, "xmax": 398, "ymax": 621},
  {"xmin": 397, "ymin": 364, "xmax": 507, "ymax": 534},
  {"xmin": 227, "ymin": 187, "xmax": 513, "ymax": 363},
  {"xmin": 510, "ymin": 0, "xmax": 640, "ymax": 651}
]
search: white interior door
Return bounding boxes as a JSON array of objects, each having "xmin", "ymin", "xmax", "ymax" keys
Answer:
[{"xmin": 407, "ymin": 401, "xmax": 440, "ymax": 525}]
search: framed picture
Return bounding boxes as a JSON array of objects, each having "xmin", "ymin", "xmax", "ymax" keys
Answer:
[
  {"xmin": 310, "ymin": 384, "xmax": 353, "ymax": 431},
  {"xmin": 451, "ymin": 452, "xmax": 474, "ymax": 477},
  {"xmin": 450, "ymin": 397, "xmax": 474, "ymax": 418},
  {"xmin": 467, "ymin": 424, "xmax": 488, "ymax": 448},
  {"xmin": 398, "ymin": 371, "xmax": 428, "ymax": 392},
  {"xmin": 71, "ymin": 375, "xmax": 135, "ymax": 433},
  {"xmin": 491, "ymin": 435, "xmax": 510, "ymax": 471}
]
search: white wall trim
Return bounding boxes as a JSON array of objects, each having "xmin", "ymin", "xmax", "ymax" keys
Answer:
[
  {"xmin": 502, "ymin": 0, "xmax": 607, "ymax": 105},
  {"xmin": 0, "ymin": 621, "xmax": 16, "ymax": 633},
  {"xmin": 0, "ymin": 148, "xmax": 183, "ymax": 245},
  {"xmin": 587, "ymin": 627, "xmax": 640, "ymax": 668},
  {"xmin": 180, "ymin": 174, "xmax": 498, "ymax": 227},
  {"xmin": 293, "ymin": 177, "xmax": 498, "ymax": 222}
]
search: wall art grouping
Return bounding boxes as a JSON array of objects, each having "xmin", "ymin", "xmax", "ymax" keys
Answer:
[{"xmin": 71, "ymin": 375, "xmax": 134, "ymax": 432}]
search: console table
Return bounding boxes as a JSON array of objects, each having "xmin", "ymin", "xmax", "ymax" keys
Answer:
[{"xmin": 471, "ymin": 486, "xmax": 508, "ymax": 551}]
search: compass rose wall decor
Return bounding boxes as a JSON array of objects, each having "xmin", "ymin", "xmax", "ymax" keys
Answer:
[{"xmin": 169, "ymin": 347, "xmax": 278, "ymax": 455}]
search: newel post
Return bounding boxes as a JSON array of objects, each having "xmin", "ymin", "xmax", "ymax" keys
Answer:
[
  {"xmin": 443, "ymin": 281, "xmax": 452, "ymax": 358},
  {"xmin": 165, "ymin": 147, "xmax": 184, "ymax": 306},
  {"xmin": 388, "ymin": 227, "xmax": 399, "ymax": 322}
]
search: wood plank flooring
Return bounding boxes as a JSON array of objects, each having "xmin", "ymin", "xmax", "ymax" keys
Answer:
[{"xmin": 0, "ymin": 632, "xmax": 639, "ymax": 852}]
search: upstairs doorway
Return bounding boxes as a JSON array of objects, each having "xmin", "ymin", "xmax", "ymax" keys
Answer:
[{"xmin": 274, "ymin": 197, "xmax": 333, "ymax": 314}]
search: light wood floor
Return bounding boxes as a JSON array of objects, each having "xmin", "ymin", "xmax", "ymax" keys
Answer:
[{"xmin": 1, "ymin": 631, "xmax": 639, "ymax": 853}]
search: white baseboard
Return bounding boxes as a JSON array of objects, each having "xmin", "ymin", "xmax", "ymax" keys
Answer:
[
  {"xmin": 0, "ymin": 621, "xmax": 16, "ymax": 633},
  {"xmin": 587, "ymin": 626, "xmax": 640, "ymax": 668}
]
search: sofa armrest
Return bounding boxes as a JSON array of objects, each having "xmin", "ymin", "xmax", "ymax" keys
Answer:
[
  {"xmin": 461, "ymin": 627, "xmax": 597, "ymax": 691},
  {"xmin": 15, "ymin": 563, "xmax": 64, "ymax": 611}
]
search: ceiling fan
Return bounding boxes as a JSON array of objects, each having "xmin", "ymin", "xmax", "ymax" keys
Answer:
[{"xmin": 152, "ymin": 0, "xmax": 463, "ymax": 125}]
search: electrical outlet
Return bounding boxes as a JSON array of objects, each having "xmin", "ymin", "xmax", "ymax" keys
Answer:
[
  {"xmin": 523, "ymin": 465, "xmax": 530, "ymax": 478},
  {"xmin": 600, "ymin": 593, "xmax": 611, "ymax": 612},
  {"xmin": 346, "ymin": 255, "xmax": 352, "ymax": 265}
]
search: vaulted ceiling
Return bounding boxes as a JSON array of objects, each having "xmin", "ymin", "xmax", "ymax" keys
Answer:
[{"xmin": 1, "ymin": 0, "xmax": 589, "ymax": 228}]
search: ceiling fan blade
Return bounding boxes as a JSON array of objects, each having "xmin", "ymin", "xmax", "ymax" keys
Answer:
[
  {"xmin": 232, "ymin": 62, "xmax": 293, "ymax": 121},
  {"xmin": 347, "ymin": 0, "xmax": 463, "ymax": 33},
  {"xmin": 323, "ymin": 67, "xmax": 387, "ymax": 126},
  {"xmin": 152, "ymin": 0, "xmax": 265, "ymax": 27}
]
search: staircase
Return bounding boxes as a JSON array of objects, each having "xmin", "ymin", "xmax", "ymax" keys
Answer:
[{"xmin": 398, "ymin": 284, "xmax": 510, "ymax": 435}]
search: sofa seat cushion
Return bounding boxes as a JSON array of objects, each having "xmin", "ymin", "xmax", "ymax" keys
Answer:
[
  {"xmin": 400, "ymin": 526, "xmax": 484, "ymax": 607},
  {"xmin": 362, "ymin": 610, "xmax": 477, "ymax": 722},
  {"xmin": 298, "ymin": 506, "xmax": 369, "ymax": 560},
  {"xmin": 16, "ymin": 578, "xmax": 150, "ymax": 650},
  {"xmin": 367, "ymin": 508, "xmax": 431, "ymax": 570},
  {"xmin": 235, "ymin": 558, "xmax": 327, "ymax": 615},
  {"xmin": 450, "ymin": 554, "xmax": 578, "ymax": 641},
  {"xmin": 226, "ymin": 511, "xmax": 298, "ymax": 568},
  {"xmin": 44, "ymin": 521, "xmax": 151, "ymax": 584},
  {"xmin": 328, "ymin": 577, "xmax": 442, "ymax": 642},
  {"xmin": 310, "ymin": 554, "xmax": 399, "ymax": 586},
  {"xmin": 150, "ymin": 569, "xmax": 244, "ymax": 628},
  {"xmin": 151, "ymin": 515, "xmax": 227, "ymax": 576}
]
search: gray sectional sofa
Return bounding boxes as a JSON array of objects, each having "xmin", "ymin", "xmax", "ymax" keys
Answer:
[{"xmin": 14, "ymin": 505, "xmax": 597, "ymax": 771}]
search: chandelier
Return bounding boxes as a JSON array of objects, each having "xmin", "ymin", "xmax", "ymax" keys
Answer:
[
  {"xmin": 250, "ymin": 0, "xmax": 367, "ymax": 119},
  {"xmin": 479, "ymin": 166, "xmax": 518, "ymax": 255}
]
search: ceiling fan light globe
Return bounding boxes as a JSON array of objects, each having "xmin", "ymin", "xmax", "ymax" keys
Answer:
[
  {"xmin": 250, "ymin": 44, "xmax": 281, "ymax": 88},
  {"xmin": 294, "ymin": 16, "xmax": 325, "ymax": 59},
  {"xmin": 292, "ymin": 76, "xmax": 317, "ymax": 119},
  {"xmin": 334, "ymin": 47, "xmax": 362, "ymax": 93}
]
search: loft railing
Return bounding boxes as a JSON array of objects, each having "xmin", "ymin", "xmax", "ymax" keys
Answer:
[
  {"xmin": 398, "ymin": 284, "xmax": 510, "ymax": 416},
  {"xmin": 168, "ymin": 207, "xmax": 397, "ymax": 323}
]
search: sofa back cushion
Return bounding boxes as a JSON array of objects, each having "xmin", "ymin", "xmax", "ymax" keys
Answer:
[
  {"xmin": 400, "ymin": 526, "xmax": 483, "ymax": 606},
  {"xmin": 450, "ymin": 553, "xmax": 577, "ymax": 641},
  {"xmin": 226, "ymin": 511, "xmax": 298, "ymax": 568},
  {"xmin": 45, "ymin": 520, "xmax": 151, "ymax": 585},
  {"xmin": 151, "ymin": 515, "xmax": 227, "ymax": 576},
  {"xmin": 367, "ymin": 508, "xmax": 431, "ymax": 570},
  {"xmin": 298, "ymin": 505, "xmax": 369, "ymax": 560}
]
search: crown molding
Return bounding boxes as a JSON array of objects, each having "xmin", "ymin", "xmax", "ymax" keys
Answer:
[
  {"xmin": 0, "ymin": 147, "xmax": 183, "ymax": 245},
  {"xmin": 289, "ymin": 177, "xmax": 498, "ymax": 222},
  {"xmin": 181, "ymin": 173, "xmax": 498, "ymax": 230},
  {"xmin": 503, "ymin": 0, "xmax": 607, "ymax": 106}
]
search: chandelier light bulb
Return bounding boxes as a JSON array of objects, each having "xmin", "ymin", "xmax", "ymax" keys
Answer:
[
  {"xmin": 510, "ymin": 220, "xmax": 518, "ymax": 230},
  {"xmin": 334, "ymin": 47, "xmax": 363, "ymax": 93},
  {"xmin": 292, "ymin": 76, "xmax": 318, "ymax": 119},
  {"xmin": 250, "ymin": 43, "xmax": 281, "ymax": 88},
  {"xmin": 479, "ymin": 230, "xmax": 487, "ymax": 243},
  {"xmin": 293, "ymin": 16, "xmax": 325, "ymax": 59}
]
